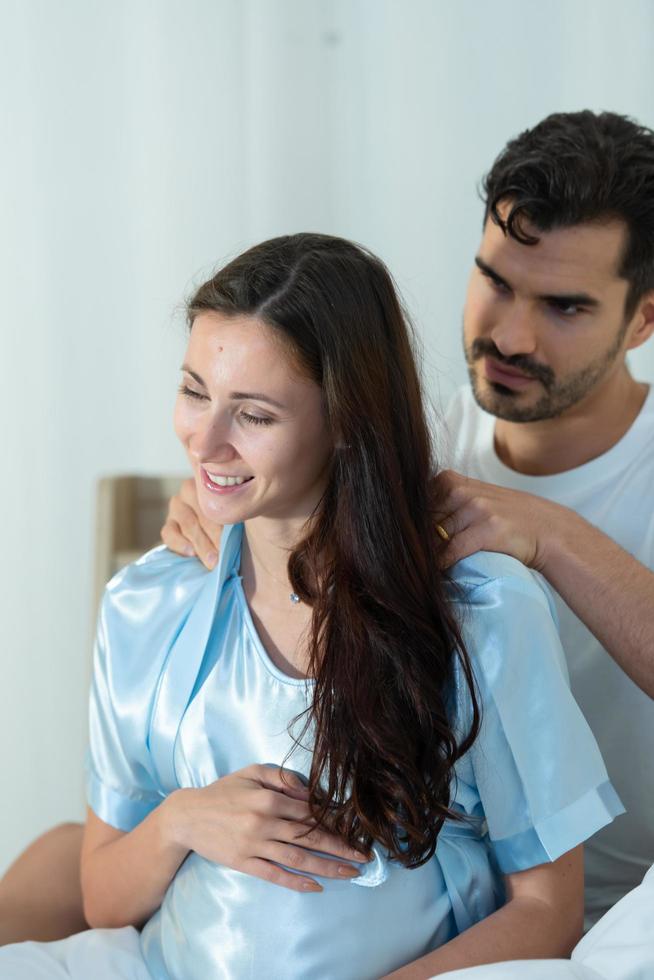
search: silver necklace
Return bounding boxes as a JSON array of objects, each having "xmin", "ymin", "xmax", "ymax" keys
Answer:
[{"xmin": 246, "ymin": 540, "xmax": 301, "ymax": 605}]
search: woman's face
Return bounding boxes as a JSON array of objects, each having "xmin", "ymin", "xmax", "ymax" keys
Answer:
[{"xmin": 174, "ymin": 311, "xmax": 332, "ymax": 529}]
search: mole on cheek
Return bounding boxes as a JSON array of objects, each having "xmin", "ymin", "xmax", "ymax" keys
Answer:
[{"xmin": 217, "ymin": 346, "xmax": 223, "ymax": 352}]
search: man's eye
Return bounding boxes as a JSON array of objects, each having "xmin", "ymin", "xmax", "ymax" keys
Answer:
[
  {"xmin": 485, "ymin": 275, "xmax": 510, "ymax": 294},
  {"xmin": 179, "ymin": 384, "xmax": 208, "ymax": 400},
  {"xmin": 550, "ymin": 301, "xmax": 582, "ymax": 317},
  {"xmin": 240, "ymin": 411, "xmax": 273, "ymax": 426}
]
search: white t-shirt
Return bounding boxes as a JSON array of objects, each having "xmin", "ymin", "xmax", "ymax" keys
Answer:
[{"xmin": 444, "ymin": 384, "xmax": 654, "ymax": 927}]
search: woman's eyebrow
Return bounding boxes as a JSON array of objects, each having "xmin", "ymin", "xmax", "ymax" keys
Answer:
[
  {"xmin": 229, "ymin": 391, "xmax": 287, "ymax": 410},
  {"xmin": 181, "ymin": 368, "xmax": 287, "ymax": 410},
  {"xmin": 181, "ymin": 365, "xmax": 207, "ymax": 387}
]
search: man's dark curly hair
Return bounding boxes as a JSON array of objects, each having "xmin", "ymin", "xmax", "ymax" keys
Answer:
[{"xmin": 482, "ymin": 110, "xmax": 654, "ymax": 318}]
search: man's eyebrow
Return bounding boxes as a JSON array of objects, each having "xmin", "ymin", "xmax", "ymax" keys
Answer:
[
  {"xmin": 474, "ymin": 256, "xmax": 600, "ymax": 309},
  {"xmin": 180, "ymin": 367, "xmax": 287, "ymax": 410},
  {"xmin": 475, "ymin": 256, "xmax": 510, "ymax": 288},
  {"xmin": 539, "ymin": 290, "xmax": 600, "ymax": 309}
]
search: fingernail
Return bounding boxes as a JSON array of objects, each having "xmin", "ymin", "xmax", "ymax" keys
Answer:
[
  {"xmin": 205, "ymin": 551, "xmax": 218, "ymax": 568},
  {"xmin": 183, "ymin": 544, "xmax": 195, "ymax": 557},
  {"xmin": 352, "ymin": 851, "xmax": 371, "ymax": 861},
  {"xmin": 337, "ymin": 865, "xmax": 360, "ymax": 878},
  {"xmin": 301, "ymin": 879, "xmax": 322, "ymax": 892}
]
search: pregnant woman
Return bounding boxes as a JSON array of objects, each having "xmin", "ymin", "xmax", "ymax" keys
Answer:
[{"xmin": 0, "ymin": 233, "xmax": 622, "ymax": 979}]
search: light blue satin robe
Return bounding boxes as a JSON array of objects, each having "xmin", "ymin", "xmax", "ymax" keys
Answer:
[{"xmin": 85, "ymin": 524, "xmax": 622, "ymax": 980}]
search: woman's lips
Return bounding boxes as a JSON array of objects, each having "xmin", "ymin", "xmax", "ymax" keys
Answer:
[
  {"xmin": 484, "ymin": 356, "xmax": 535, "ymax": 390},
  {"xmin": 200, "ymin": 467, "xmax": 254, "ymax": 494}
]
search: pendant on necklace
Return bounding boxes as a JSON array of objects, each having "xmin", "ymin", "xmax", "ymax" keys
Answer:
[{"xmin": 289, "ymin": 592, "xmax": 300, "ymax": 604}]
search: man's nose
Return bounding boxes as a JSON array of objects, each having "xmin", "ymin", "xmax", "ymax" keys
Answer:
[{"xmin": 490, "ymin": 302, "xmax": 538, "ymax": 358}]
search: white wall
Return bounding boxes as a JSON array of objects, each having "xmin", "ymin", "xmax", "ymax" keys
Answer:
[{"xmin": 1, "ymin": 0, "xmax": 653, "ymax": 872}]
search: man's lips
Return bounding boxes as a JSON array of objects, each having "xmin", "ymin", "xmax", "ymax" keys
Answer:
[{"xmin": 483, "ymin": 356, "xmax": 535, "ymax": 390}]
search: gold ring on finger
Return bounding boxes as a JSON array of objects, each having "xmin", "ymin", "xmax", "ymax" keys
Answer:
[{"xmin": 436, "ymin": 523, "xmax": 450, "ymax": 542}]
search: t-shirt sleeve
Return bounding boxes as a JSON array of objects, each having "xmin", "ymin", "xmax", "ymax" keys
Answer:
[{"xmin": 453, "ymin": 557, "xmax": 624, "ymax": 875}]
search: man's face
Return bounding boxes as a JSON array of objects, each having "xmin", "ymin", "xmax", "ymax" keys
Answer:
[{"xmin": 463, "ymin": 212, "xmax": 634, "ymax": 422}]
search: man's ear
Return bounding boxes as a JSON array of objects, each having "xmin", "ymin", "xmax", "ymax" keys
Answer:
[{"xmin": 626, "ymin": 290, "xmax": 654, "ymax": 351}]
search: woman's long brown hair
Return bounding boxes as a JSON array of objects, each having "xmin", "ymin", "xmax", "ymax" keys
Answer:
[{"xmin": 188, "ymin": 234, "xmax": 481, "ymax": 867}]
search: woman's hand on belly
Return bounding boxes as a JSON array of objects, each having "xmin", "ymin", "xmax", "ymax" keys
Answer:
[{"xmin": 163, "ymin": 764, "xmax": 370, "ymax": 893}]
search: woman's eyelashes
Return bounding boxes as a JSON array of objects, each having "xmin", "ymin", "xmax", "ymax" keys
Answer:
[
  {"xmin": 239, "ymin": 411, "xmax": 274, "ymax": 426},
  {"xmin": 179, "ymin": 383, "xmax": 207, "ymax": 401},
  {"xmin": 178, "ymin": 385, "xmax": 274, "ymax": 426}
]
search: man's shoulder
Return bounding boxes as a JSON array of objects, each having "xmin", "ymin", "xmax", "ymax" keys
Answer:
[
  {"xmin": 443, "ymin": 384, "xmax": 477, "ymax": 426},
  {"xmin": 442, "ymin": 385, "xmax": 492, "ymax": 472}
]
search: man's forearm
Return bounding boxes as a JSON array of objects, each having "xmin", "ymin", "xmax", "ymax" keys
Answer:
[{"xmin": 542, "ymin": 506, "xmax": 654, "ymax": 697}]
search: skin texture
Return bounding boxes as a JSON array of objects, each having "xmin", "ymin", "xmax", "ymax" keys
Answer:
[{"xmin": 0, "ymin": 824, "xmax": 87, "ymax": 945}]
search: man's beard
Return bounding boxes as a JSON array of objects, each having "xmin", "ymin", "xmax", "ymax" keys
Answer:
[{"xmin": 464, "ymin": 325, "xmax": 628, "ymax": 423}]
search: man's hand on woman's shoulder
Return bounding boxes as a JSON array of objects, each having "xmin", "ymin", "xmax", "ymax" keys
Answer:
[
  {"xmin": 433, "ymin": 469, "xmax": 571, "ymax": 572},
  {"xmin": 161, "ymin": 478, "xmax": 223, "ymax": 569}
]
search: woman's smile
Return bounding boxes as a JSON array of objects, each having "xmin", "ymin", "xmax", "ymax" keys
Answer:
[
  {"xmin": 174, "ymin": 312, "xmax": 333, "ymax": 529},
  {"xmin": 201, "ymin": 468, "xmax": 255, "ymax": 492}
]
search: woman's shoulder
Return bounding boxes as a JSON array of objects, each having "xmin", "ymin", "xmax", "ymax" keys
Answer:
[
  {"xmin": 104, "ymin": 545, "xmax": 210, "ymax": 614},
  {"xmin": 93, "ymin": 547, "xmax": 218, "ymax": 700},
  {"xmin": 446, "ymin": 550, "xmax": 567, "ymax": 698},
  {"xmin": 99, "ymin": 524, "xmax": 243, "ymax": 649},
  {"xmin": 97, "ymin": 548, "xmax": 217, "ymax": 668},
  {"xmin": 445, "ymin": 550, "xmax": 556, "ymax": 618}
]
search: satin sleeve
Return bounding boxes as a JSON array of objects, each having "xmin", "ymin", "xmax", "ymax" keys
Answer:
[
  {"xmin": 86, "ymin": 547, "xmax": 208, "ymax": 831},
  {"xmin": 450, "ymin": 552, "xmax": 624, "ymax": 875}
]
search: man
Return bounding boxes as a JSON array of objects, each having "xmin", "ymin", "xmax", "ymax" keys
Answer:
[
  {"xmin": 163, "ymin": 110, "xmax": 654, "ymax": 931},
  {"xmin": 1, "ymin": 109, "xmax": 652, "ymax": 944},
  {"xmin": 436, "ymin": 109, "xmax": 654, "ymax": 927}
]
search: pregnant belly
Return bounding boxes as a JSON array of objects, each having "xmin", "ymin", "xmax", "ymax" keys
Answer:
[{"xmin": 140, "ymin": 851, "xmax": 454, "ymax": 980}]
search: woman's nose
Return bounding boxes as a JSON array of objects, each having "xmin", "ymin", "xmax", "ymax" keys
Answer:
[{"xmin": 189, "ymin": 415, "xmax": 238, "ymax": 464}]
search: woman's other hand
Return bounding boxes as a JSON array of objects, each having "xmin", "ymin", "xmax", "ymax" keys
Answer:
[
  {"xmin": 163, "ymin": 764, "xmax": 369, "ymax": 893},
  {"xmin": 161, "ymin": 477, "xmax": 223, "ymax": 569}
]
